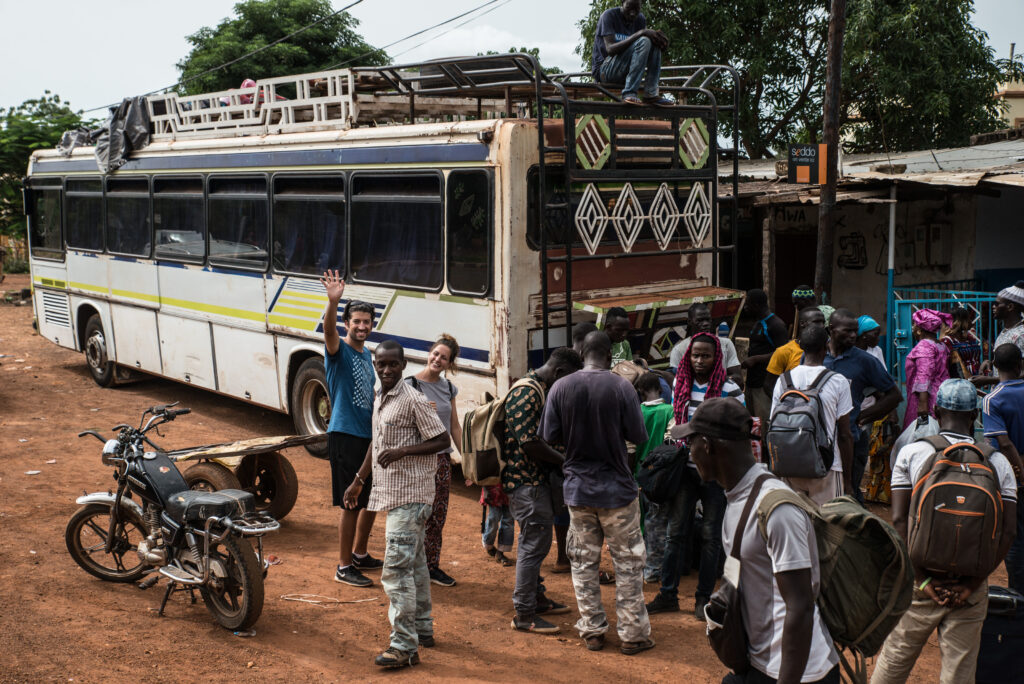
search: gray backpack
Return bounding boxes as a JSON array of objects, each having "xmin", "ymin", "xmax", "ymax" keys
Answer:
[{"xmin": 765, "ymin": 369, "xmax": 836, "ymax": 478}]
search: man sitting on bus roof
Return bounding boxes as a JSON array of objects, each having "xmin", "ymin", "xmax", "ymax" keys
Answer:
[{"xmin": 592, "ymin": 0, "xmax": 673, "ymax": 106}]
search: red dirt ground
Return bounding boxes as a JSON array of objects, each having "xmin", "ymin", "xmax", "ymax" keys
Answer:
[{"xmin": 0, "ymin": 272, "xmax": 957, "ymax": 682}]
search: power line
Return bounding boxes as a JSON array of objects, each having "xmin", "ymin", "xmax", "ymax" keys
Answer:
[
  {"xmin": 325, "ymin": 0, "xmax": 501, "ymax": 70},
  {"xmin": 81, "ymin": 0, "xmax": 367, "ymax": 114},
  {"xmin": 389, "ymin": 0, "xmax": 514, "ymax": 60}
]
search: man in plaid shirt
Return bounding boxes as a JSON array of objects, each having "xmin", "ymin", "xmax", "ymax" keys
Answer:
[{"xmin": 344, "ymin": 340, "xmax": 449, "ymax": 669}]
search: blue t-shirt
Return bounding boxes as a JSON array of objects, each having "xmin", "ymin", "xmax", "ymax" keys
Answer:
[
  {"xmin": 592, "ymin": 7, "xmax": 646, "ymax": 79},
  {"xmin": 325, "ymin": 340, "xmax": 375, "ymax": 438},
  {"xmin": 538, "ymin": 368, "xmax": 649, "ymax": 509},
  {"xmin": 983, "ymin": 379, "xmax": 1024, "ymax": 454},
  {"xmin": 824, "ymin": 346, "xmax": 896, "ymax": 440}
]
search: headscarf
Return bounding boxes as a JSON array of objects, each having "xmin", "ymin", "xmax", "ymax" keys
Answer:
[
  {"xmin": 673, "ymin": 332, "xmax": 727, "ymax": 425},
  {"xmin": 857, "ymin": 315, "xmax": 880, "ymax": 337},
  {"xmin": 998, "ymin": 280, "xmax": 1024, "ymax": 308},
  {"xmin": 818, "ymin": 305, "xmax": 835, "ymax": 322},
  {"xmin": 912, "ymin": 308, "xmax": 952, "ymax": 333}
]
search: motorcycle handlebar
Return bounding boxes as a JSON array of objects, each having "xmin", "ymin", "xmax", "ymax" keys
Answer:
[{"xmin": 78, "ymin": 430, "xmax": 107, "ymax": 443}]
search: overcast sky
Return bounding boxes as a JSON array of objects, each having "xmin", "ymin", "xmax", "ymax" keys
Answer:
[{"xmin": 1, "ymin": 0, "xmax": 1020, "ymax": 115}]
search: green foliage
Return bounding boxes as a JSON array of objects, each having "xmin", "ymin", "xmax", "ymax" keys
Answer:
[
  {"xmin": 995, "ymin": 52, "xmax": 1024, "ymax": 84},
  {"xmin": 0, "ymin": 92, "xmax": 90, "ymax": 238},
  {"xmin": 842, "ymin": 0, "xmax": 1007, "ymax": 152},
  {"xmin": 577, "ymin": 0, "xmax": 830, "ymax": 159},
  {"xmin": 478, "ymin": 47, "xmax": 563, "ymax": 75},
  {"xmin": 177, "ymin": 0, "xmax": 388, "ymax": 94},
  {"xmin": 4, "ymin": 256, "xmax": 29, "ymax": 274}
]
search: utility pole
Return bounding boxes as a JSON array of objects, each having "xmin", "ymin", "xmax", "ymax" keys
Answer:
[{"xmin": 814, "ymin": 0, "xmax": 847, "ymax": 302}]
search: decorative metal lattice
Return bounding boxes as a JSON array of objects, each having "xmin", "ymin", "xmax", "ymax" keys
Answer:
[
  {"xmin": 574, "ymin": 114, "xmax": 612, "ymax": 170},
  {"xmin": 679, "ymin": 117, "xmax": 710, "ymax": 169},
  {"xmin": 573, "ymin": 182, "xmax": 711, "ymax": 255}
]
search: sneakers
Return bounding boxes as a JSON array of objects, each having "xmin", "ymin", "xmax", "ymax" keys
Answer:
[
  {"xmin": 645, "ymin": 593, "xmax": 680, "ymax": 615},
  {"xmin": 644, "ymin": 574, "xmax": 661, "ymax": 585},
  {"xmin": 495, "ymin": 551, "xmax": 515, "ymax": 567},
  {"xmin": 334, "ymin": 565, "xmax": 372, "ymax": 587},
  {"xmin": 584, "ymin": 634, "xmax": 606, "ymax": 651},
  {"xmin": 620, "ymin": 637, "xmax": 656, "ymax": 655},
  {"xmin": 550, "ymin": 561, "xmax": 571, "ymax": 574},
  {"xmin": 418, "ymin": 634, "xmax": 435, "ymax": 648},
  {"xmin": 599, "ymin": 571, "xmax": 615, "ymax": 585},
  {"xmin": 536, "ymin": 597, "xmax": 571, "ymax": 615},
  {"xmin": 351, "ymin": 552, "xmax": 383, "ymax": 571},
  {"xmin": 429, "ymin": 567, "xmax": 457, "ymax": 587},
  {"xmin": 374, "ymin": 647, "xmax": 420, "ymax": 669},
  {"xmin": 695, "ymin": 597, "xmax": 709, "ymax": 622},
  {"xmin": 511, "ymin": 614, "xmax": 561, "ymax": 634}
]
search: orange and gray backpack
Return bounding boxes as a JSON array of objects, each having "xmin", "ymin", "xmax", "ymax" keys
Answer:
[{"xmin": 907, "ymin": 435, "xmax": 1004, "ymax": 578}]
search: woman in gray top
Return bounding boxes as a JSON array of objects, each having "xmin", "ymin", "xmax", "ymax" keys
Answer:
[{"xmin": 405, "ymin": 334, "xmax": 463, "ymax": 587}]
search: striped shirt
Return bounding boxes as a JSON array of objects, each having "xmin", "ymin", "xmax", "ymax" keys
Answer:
[
  {"xmin": 680, "ymin": 379, "xmax": 744, "ymax": 468},
  {"xmin": 367, "ymin": 379, "xmax": 448, "ymax": 512}
]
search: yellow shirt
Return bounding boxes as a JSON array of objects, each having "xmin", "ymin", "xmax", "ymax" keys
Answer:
[{"xmin": 766, "ymin": 339, "xmax": 803, "ymax": 376}]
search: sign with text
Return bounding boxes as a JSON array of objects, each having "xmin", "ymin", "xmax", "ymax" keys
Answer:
[{"xmin": 788, "ymin": 143, "xmax": 828, "ymax": 184}]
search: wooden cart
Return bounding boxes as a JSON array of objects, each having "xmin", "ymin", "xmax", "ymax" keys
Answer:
[{"xmin": 167, "ymin": 434, "xmax": 326, "ymax": 520}]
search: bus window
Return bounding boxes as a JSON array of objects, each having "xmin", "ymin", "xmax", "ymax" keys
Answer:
[
  {"xmin": 208, "ymin": 176, "xmax": 268, "ymax": 270},
  {"xmin": 66, "ymin": 178, "xmax": 103, "ymax": 252},
  {"xmin": 28, "ymin": 182, "xmax": 64, "ymax": 260},
  {"xmin": 446, "ymin": 170, "xmax": 491, "ymax": 297},
  {"xmin": 106, "ymin": 177, "xmax": 151, "ymax": 257},
  {"xmin": 154, "ymin": 177, "xmax": 205, "ymax": 263},
  {"xmin": 350, "ymin": 174, "xmax": 442, "ymax": 290},
  {"xmin": 272, "ymin": 175, "xmax": 345, "ymax": 277}
]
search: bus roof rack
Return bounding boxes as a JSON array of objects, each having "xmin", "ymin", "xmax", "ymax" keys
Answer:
[{"xmin": 145, "ymin": 54, "xmax": 738, "ymax": 142}]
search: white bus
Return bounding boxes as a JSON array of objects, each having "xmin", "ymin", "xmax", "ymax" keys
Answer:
[{"xmin": 26, "ymin": 55, "xmax": 743, "ymax": 457}]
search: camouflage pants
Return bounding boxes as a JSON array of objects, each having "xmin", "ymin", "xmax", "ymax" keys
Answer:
[{"xmin": 567, "ymin": 499, "xmax": 652, "ymax": 643}]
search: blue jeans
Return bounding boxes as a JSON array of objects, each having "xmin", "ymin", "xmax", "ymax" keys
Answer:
[
  {"xmin": 380, "ymin": 502, "xmax": 433, "ymax": 653},
  {"xmin": 599, "ymin": 36, "xmax": 661, "ymax": 98},
  {"xmin": 660, "ymin": 470, "xmax": 726, "ymax": 602},
  {"xmin": 509, "ymin": 483, "xmax": 554, "ymax": 617},
  {"xmin": 482, "ymin": 504, "xmax": 514, "ymax": 553},
  {"xmin": 642, "ymin": 493, "xmax": 667, "ymax": 581},
  {"xmin": 1006, "ymin": 487, "xmax": 1024, "ymax": 593}
]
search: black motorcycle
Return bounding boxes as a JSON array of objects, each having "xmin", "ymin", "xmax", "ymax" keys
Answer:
[{"xmin": 66, "ymin": 402, "xmax": 279, "ymax": 630}]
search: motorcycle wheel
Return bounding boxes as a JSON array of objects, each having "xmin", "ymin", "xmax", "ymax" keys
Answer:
[
  {"xmin": 199, "ymin": 535, "xmax": 264, "ymax": 631},
  {"xmin": 235, "ymin": 452, "xmax": 298, "ymax": 520},
  {"xmin": 65, "ymin": 502, "xmax": 149, "ymax": 582}
]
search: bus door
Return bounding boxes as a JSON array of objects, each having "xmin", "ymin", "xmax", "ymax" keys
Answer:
[{"xmin": 26, "ymin": 179, "xmax": 71, "ymax": 348}]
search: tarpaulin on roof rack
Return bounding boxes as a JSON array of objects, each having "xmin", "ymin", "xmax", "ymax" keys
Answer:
[{"xmin": 57, "ymin": 96, "xmax": 151, "ymax": 174}]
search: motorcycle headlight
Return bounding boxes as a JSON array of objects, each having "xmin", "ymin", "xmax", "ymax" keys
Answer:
[{"xmin": 101, "ymin": 439, "xmax": 121, "ymax": 466}]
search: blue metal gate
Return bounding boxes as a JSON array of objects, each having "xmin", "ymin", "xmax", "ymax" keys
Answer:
[{"xmin": 887, "ymin": 282, "xmax": 998, "ymax": 418}]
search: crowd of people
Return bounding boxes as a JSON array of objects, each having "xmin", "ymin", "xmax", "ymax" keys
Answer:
[{"xmin": 318, "ymin": 267, "xmax": 1024, "ymax": 681}]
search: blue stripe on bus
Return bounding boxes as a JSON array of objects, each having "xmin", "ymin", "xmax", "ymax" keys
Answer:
[
  {"xmin": 267, "ymin": 279, "xmax": 287, "ymax": 312},
  {"xmin": 203, "ymin": 265, "xmax": 265, "ymax": 279},
  {"xmin": 367, "ymin": 331, "xmax": 489, "ymax": 363},
  {"xmin": 156, "ymin": 261, "xmax": 187, "ymax": 268},
  {"xmin": 112, "ymin": 256, "xmax": 139, "ymax": 263},
  {"xmin": 33, "ymin": 143, "xmax": 488, "ymax": 173}
]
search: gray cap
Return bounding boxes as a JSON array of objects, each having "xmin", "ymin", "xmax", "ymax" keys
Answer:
[{"xmin": 935, "ymin": 379, "xmax": 977, "ymax": 412}]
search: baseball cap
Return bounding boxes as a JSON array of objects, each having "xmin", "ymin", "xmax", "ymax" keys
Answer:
[
  {"xmin": 671, "ymin": 397, "xmax": 754, "ymax": 441},
  {"xmin": 935, "ymin": 379, "xmax": 976, "ymax": 412}
]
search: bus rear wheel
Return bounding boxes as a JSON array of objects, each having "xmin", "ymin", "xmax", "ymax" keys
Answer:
[
  {"xmin": 84, "ymin": 314, "xmax": 116, "ymax": 387},
  {"xmin": 291, "ymin": 357, "xmax": 329, "ymax": 459}
]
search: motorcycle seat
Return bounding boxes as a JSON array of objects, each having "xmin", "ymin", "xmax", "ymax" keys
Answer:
[{"xmin": 165, "ymin": 489, "xmax": 255, "ymax": 524}]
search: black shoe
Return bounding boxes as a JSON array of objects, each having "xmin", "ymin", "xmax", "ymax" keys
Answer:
[
  {"xmin": 429, "ymin": 567, "xmax": 456, "ymax": 587},
  {"xmin": 621, "ymin": 637, "xmax": 655, "ymax": 655},
  {"xmin": 599, "ymin": 570, "xmax": 615, "ymax": 584},
  {"xmin": 418, "ymin": 634, "xmax": 435, "ymax": 648},
  {"xmin": 695, "ymin": 598, "xmax": 709, "ymax": 622},
  {"xmin": 374, "ymin": 647, "xmax": 420, "ymax": 668},
  {"xmin": 511, "ymin": 614, "xmax": 561, "ymax": 634},
  {"xmin": 584, "ymin": 634, "xmax": 606, "ymax": 651},
  {"xmin": 536, "ymin": 597, "xmax": 571, "ymax": 615},
  {"xmin": 334, "ymin": 565, "xmax": 372, "ymax": 587},
  {"xmin": 352, "ymin": 553, "xmax": 383, "ymax": 571},
  {"xmin": 645, "ymin": 593, "xmax": 679, "ymax": 614}
]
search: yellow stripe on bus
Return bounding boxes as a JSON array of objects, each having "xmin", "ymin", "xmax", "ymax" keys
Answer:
[
  {"xmin": 271, "ymin": 304, "xmax": 321, "ymax": 318},
  {"xmin": 111, "ymin": 288, "xmax": 160, "ymax": 303},
  {"xmin": 268, "ymin": 314, "xmax": 319, "ymax": 330},
  {"xmin": 69, "ymin": 281, "xmax": 108, "ymax": 294},
  {"xmin": 278, "ymin": 291, "xmax": 326, "ymax": 302},
  {"xmin": 160, "ymin": 297, "xmax": 266, "ymax": 321},
  {"xmin": 275, "ymin": 297, "xmax": 324, "ymax": 309}
]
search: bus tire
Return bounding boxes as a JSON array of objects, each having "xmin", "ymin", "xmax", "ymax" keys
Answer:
[
  {"xmin": 291, "ymin": 357, "xmax": 329, "ymax": 459},
  {"xmin": 84, "ymin": 314, "xmax": 116, "ymax": 387}
]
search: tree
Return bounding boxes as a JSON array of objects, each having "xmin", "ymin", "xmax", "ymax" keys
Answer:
[
  {"xmin": 577, "ymin": 0, "xmax": 830, "ymax": 159},
  {"xmin": 479, "ymin": 47, "xmax": 564, "ymax": 75},
  {"xmin": 176, "ymin": 0, "xmax": 388, "ymax": 95},
  {"xmin": 841, "ymin": 0, "xmax": 1006, "ymax": 152},
  {"xmin": 0, "ymin": 93, "xmax": 90, "ymax": 239}
]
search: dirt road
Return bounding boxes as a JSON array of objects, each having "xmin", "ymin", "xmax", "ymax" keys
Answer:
[{"xmin": 0, "ymin": 272, "xmax": 948, "ymax": 682}]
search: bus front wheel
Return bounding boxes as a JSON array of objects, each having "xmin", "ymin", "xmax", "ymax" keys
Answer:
[
  {"xmin": 291, "ymin": 357, "xmax": 329, "ymax": 459},
  {"xmin": 84, "ymin": 314, "xmax": 116, "ymax": 387}
]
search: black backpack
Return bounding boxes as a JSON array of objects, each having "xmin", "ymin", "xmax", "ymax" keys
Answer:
[{"xmin": 636, "ymin": 442, "xmax": 688, "ymax": 503}]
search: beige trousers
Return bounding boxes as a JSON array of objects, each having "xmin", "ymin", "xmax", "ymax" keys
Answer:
[{"xmin": 870, "ymin": 583, "xmax": 988, "ymax": 684}]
